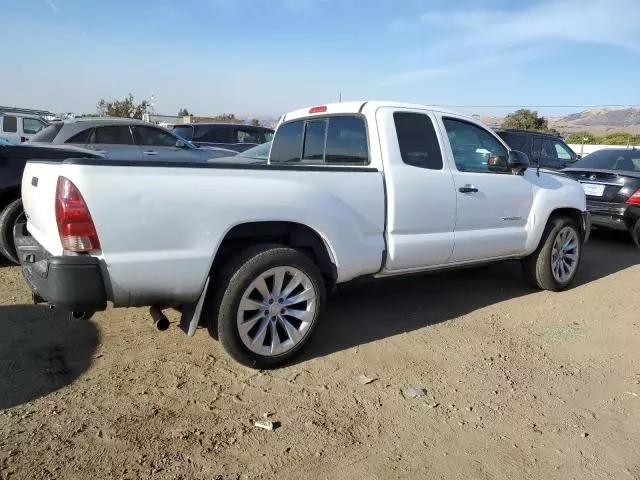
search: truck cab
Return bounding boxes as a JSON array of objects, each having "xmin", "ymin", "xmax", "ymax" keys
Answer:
[{"xmin": 0, "ymin": 107, "xmax": 50, "ymax": 144}]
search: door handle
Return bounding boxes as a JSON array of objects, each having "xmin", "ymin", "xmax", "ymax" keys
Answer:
[
  {"xmin": 143, "ymin": 150, "xmax": 158, "ymax": 155},
  {"xmin": 459, "ymin": 184, "xmax": 478, "ymax": 193}
]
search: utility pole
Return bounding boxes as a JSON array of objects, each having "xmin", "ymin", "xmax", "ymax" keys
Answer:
[{"xmin": 339, "ymin": 93, "xmax": 342, "ymax": 103}]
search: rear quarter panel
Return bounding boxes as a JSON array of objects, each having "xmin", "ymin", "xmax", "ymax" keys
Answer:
[{"xmin": 57, "ymin": 164, "xmax": 386, "ymax": 307}]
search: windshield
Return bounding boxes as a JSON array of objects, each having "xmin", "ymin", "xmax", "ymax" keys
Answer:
[
  {"xmin": 30, "ymin": 122, "xmax": 63, "ymax": 142},
  {"xmin": 572, "ymin": 149, "xmax": 640, "ymax": 172},
  {"xmin": 239, "ymin": 141, "xmax": 271, "ymax": 160}
]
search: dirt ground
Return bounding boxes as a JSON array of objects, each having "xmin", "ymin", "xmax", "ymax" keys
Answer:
[{"xmin": 1, "ymin": 231, "xmax": 639, "ymax": 480}]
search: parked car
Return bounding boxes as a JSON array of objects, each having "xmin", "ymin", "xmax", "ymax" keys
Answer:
[
  {"xmin": 171, "ymin": 123, "xmax": 274, "ymax": 153},
  {"xmin": 0, "ymin": 107, "xmax": 49, "ymax": 144},
  {"xmin": 495, "ymin": 129, "xmax": 579, "ymax": 170},
  {"xmin": 29, "ymin": 117, "xmax": 237, "ymax": 161},
  {"xmin": 0, "ymin": 142, "xmax": 102, "ymax": 263},
  {"xmin": 16, "ymin": 101, "xmax": 590, "ymax": 368},
  {"xmin": 207, "ymin": 141, "xmax": 271, "ymax": 164},
  {"xmin": 561, "ymin": 148, "xmax": 640, "ymax": 246}
]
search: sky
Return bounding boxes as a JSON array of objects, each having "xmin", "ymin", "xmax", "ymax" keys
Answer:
[{"xmin": 1, "ymin": 0, "xmax": 640, "ymax": 118}]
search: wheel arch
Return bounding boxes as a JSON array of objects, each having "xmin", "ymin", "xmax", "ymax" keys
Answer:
[
  {"xmin": 210, "ymin": 221, "xmax": 338, "ymax": 285},
  {"xmin": 549, "ymin": 207, "xmax": 585, "ymax": 236},
  {"xmin": 0, "ymin": 187, "xmax": 21, "ymax": 211}
]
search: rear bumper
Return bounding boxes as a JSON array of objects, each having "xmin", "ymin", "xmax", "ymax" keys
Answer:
[
  {"xmin": 14, "ymin": 221, "xmax": 107, "ymax": 312},
  {"xmin": 586, "ymin": 201, "xmax": 630, "ymax": 232}
]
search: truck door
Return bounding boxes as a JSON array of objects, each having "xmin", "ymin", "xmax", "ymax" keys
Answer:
[
  {"xmin": 377, "ymin": 107, "xmax": 457, "ymax": 272},
  {"xmin": 438, "ymin": 115, "xmax": 533, "ymax": 263}
]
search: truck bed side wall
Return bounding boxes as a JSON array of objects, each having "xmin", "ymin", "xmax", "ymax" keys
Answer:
[{"xmin": 39, "ymin": 163, "xmax": 386, "ymax": 307}]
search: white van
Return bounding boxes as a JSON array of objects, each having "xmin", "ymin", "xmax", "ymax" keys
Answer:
[{"xmin": 0, "ymin": 108, "xmax": 50, "ymax": 144}]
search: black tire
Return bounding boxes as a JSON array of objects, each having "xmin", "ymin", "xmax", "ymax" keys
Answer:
[
  {"xmin": 0, "ymin": 198, "xmax": 23, "ymax": 264},
  {"xmin": 521, "ymin": 216, "xmax": 582, "ymax": 291},
  {"xmin": 630, "ymin": 218, "xmax": 640, "ymax": 249},
  {"xmin": 209, "ymin": 244, "xmax": 326, "ymax": 369}
]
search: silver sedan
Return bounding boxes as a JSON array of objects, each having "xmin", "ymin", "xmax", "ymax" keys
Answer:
[{"xmin": 28, "ymin": 117, "xmax": 237, "ymax": 162}]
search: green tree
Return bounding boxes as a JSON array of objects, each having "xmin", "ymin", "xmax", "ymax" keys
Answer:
[
  {"xmin": 178, "ymin": 108, "xmax": 190, "ymax": 117},
  {"xmin": 250, "ymin": 118, "xmax": 261, "ymax": 126},
  {"xmin": 97, "ymin": 94, "xmax": 149, "ymax": 119},
  {"xmin": 565, "ymin": 132, "xmax": 597, "ymax": 144},
  {"xmin": 212, "ymin": 113, "xmax": 238, "ymax": 122},
  {"xmin": 502, "ymin": 109, "xmax": 549, "ymax": 131},
  {"xmin": 565, "ymin": 132, "xmax": 640, "ymax": 146}
]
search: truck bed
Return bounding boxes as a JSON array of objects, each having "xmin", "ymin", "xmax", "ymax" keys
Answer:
[{"xmin": 21, "ymin": 158, "xmax": 386, "ymax": 307}]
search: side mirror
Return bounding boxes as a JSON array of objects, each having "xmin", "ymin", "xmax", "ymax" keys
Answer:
[
  {"xmin": 175, "ymin": 140, "xmax": 186, "ymax": 148},
  {"xmin": 507, "ymin": 150, "xmax": 530, "ymax": 174},
  {"xmin": 487, "ymin": 155, "xmax": 509, "ymax": 173},
  {"xmin": 575, "ymin": 154, "xmax": 581, "ymax": 160}
]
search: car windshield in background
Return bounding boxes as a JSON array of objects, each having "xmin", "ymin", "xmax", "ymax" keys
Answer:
[
  {"xmin": 240, "ymin": 141, "xmax": 271, "ymax": 160},
  {"xmin": 30, "ymin": 122, "xmax": 63, "ymax": 142},
  {"xmin": 172, "ymin": 126, "xmax": 194, "ymax": 141},
  {"xmin": 573, "ymin": 149, "xmax": 640, "ymax": 171}
]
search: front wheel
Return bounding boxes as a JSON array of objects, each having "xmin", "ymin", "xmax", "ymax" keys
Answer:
[
  {"xmin": 522, "ymin": 216, "xmax": 582, "ymax": 291},
  {"xmin": 211, "ymin": 245, "xmax": 326, "ymax": 369}
]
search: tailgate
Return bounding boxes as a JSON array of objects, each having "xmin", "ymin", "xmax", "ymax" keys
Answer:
[{"xmin": 21, "ymin": 162, "xmax": 64, "ymax": 255}]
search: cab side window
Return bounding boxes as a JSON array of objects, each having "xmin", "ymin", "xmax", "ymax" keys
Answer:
[{"xmin": 442, "ymin": 118, "xmax": 508, "ymax": 173}]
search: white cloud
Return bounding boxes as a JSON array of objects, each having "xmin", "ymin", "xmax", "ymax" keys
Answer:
[
  {"xmin": 421, "ymin": 0, "xmax": 640, "ymax": 52},
  {"xmin": 382, "ymin": 0, "xmax": 640, "ymax": 86},
  {"xmin": 379, "ymin": 47, "xmax": 543, "ymax": 87},
  {"xmin": 42, "ymin": 0, "xmax": 89, "ymax": 38}
]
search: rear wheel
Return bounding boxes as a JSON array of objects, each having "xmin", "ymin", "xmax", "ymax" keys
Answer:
[
  {"xmin": 0, "ymin": 198, "xmax": 23, "ymax": 264},
  {"xmin": 522, "ymin": 216, "xmax": 582, "ymax": 291},
  {"xmin": 210, "ymin": 245, "xmax": 326, "ymax": 369}
]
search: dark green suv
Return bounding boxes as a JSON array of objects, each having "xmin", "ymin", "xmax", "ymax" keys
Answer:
[{"xmin": 496, "ymin": 129, "xmax": 579, "ymax": 170}]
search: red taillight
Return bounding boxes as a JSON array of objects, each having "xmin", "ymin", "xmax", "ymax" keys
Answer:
[
  {"xmin": 626, "ymin": 188, "xmax": 640, "ymax": 205},
  {"xmin": 309, "ymin": 105, "xmax": 327, "ymax": 114},
  {"xmin": 55, "ymin": 176, "xmax": 101, "ymax": 252}
]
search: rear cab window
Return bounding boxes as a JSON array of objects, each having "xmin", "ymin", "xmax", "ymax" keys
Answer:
[{"xmin": 270, "ymin": 115, "xmax": 368, "ymax": 165}]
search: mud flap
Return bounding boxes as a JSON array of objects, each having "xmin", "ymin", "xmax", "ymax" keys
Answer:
[{"xmin": 179, "ymin": 277, "xmax": 210, "ymax": 337}]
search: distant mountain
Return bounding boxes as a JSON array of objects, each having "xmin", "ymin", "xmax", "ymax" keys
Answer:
[
  {"xmin": 474, "ymin": 108, "xmax": 640, "ymax": 134},
  {"xmin": 551, "ymin": 108, "xmax": 640, "ymax": 132}
]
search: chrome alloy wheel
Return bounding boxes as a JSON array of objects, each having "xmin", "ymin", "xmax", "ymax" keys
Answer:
[
  {"xmin": 236, "ymin": 266, "xmax": 318, "ymax": 356},
  {"xmin": 551, "ymin": 226, "xmax": 579, "ymax": 283}
]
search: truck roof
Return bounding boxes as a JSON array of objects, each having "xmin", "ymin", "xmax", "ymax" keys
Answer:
[{"xmin": 281, "ymin": 101, "xmax": 464, "ymax": 123}]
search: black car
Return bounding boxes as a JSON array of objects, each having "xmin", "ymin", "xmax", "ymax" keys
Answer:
[
  {"xmin": 0, "ymin": 143, "xmax": 102, "ymax": 263},
  {"xmin": 562, "ymin": 148, "xmax": 640, "ymax": 246},
  {"xmin": 496, "ymin": 129, "xmax": 579, "ymax": 170},
  {"xmin": 171, "ymin": 123, "xmax": 274, "ymax": 153}
]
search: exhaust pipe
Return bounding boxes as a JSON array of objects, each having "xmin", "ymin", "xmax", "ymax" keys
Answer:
[
  {"xmin": 150, "ymin": 306, "xmax": 170, "ymax": 331},
  {"xmin": 69, "ymin": 311, "xmax": 94, "ymax": 321}
]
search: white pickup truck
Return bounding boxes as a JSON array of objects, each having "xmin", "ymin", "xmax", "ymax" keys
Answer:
[{"xmin": 16, "ymin": 101, "xmax": 591, "ymax": 368}]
